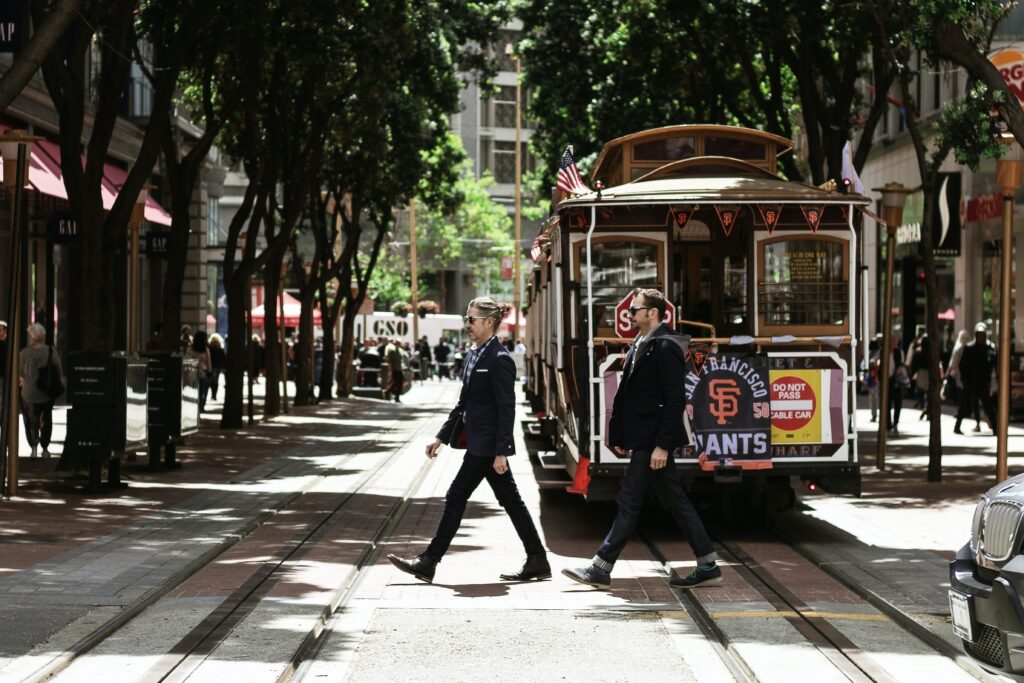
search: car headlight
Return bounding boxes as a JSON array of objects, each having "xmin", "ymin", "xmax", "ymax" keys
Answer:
[{"xmin": 970, "ymin": 497, "xmax": 987, "ymax": 553}]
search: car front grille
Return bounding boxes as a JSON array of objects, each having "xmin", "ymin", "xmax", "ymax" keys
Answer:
[
  {"xmin": 974, "ymin": 565, "xmax": 1000, "ymax": 584},
  {"xmin": 981, "ymin": 501, "xmax": 1024, "ymax": 561},
  {"xmin": 966, "ymin": 623, "xmax": 1005, "ymax": 668}
]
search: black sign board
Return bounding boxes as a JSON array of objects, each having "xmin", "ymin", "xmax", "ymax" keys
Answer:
[
  {"xmin": 146, "ymin": 231, "xmax": 170, "ymax": 258},
  {"xmin": 49, "ymin": 210, "xmax": 79, "ymax": 245},
  {"xmin": 683, "ymin": 352, "xmax": 772, "ymax": 462},
  {"xmin": 0, "ymin": 2, "xmax": 25, "ymax": 53}
]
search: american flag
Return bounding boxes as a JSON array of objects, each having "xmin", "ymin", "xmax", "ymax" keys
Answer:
[{"xmin": 557, "ymin": 145, "xmax": 591, "ymax": 195}]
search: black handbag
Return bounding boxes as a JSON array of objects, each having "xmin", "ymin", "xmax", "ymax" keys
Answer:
[
  {"xmin": 450, "ymin": 412, "xmax": 468, "ymax": 449},
  {"xmin": 36, "ymin": 346, "xmax": 64, "ymax": 400}
]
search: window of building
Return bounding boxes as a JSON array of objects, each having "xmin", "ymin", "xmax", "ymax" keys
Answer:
[
  {"xmin": 480, "ymin": 85, "xmax": 531, "ymax": 129},
  {"xmin": 481, "ymin": 139, "xmax": 534, "ymax": 184},
  {"xmin": 759, "ymin": 236, "xmax": 848, "ymax": 331},
  {"xmin": 207, "ymin": 197, "xmax": 220, "ymax": 247}
]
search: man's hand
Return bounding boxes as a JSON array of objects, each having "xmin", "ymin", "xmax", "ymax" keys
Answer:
[
  {"xmin": 493, "ymin": 455, "xmax": 509, "ymax": 474},
  {"xmin": 425, "ymin": 438, "xmax": 442, "ymax": 459},
  {"xmin": 650, "ymin": 446, "xmax": 668, "ymax": 470},
  {"xmin": 612, "ymin": 446, "xmax": 627, "ymax": 456}
]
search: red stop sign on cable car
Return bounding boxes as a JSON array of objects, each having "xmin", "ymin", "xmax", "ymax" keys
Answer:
[{"xmin": 614, "ymin": 293, "xmax": 676, "ymax": 338}]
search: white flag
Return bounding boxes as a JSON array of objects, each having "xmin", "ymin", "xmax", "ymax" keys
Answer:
[{"xmin": 841, "ymin": 141, "xmax": 865, "ymax": 195}]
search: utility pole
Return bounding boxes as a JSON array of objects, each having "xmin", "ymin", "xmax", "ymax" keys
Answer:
[{"xmin": 409, "ymin": 199, "xmax": 418, "ymax": 345}]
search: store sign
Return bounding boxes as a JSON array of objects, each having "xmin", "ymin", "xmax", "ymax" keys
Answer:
[
  {"xmin": 146, "ymin": 231, "xmax": 170, "ymax": 258},
  {"xmin": 0, "ymin": 3, "xmax": 24, "ymax": 53},
  {"xmin": 990, "ymin": 48, "xmax": 1024, "ymax": 106},
  {"xmin": 49, "ymin": 210, "xmax": 79, "ymax": 245},
  {"xmin": 966, "ymin": 193, "xmax": 1003, "ymax": 223},
  {"xmin": 894, "ymin": 172, "xmax": 961, "ymax": 257}
]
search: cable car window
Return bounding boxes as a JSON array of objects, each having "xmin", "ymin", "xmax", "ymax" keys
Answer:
[
  {"xmin": 760, "ymin": 237, "xmax": 848, "ymax": 329},
  {"xmin": 633, "ymin": 137, "xmax": 695, "ymax": 161},
  {"xmin": 578, "ymin": 240, "xmax": 661, "ymax": 335},
  {"xmin": 704, "ymin": 136, "xmax": 767, "ymax": 160}
]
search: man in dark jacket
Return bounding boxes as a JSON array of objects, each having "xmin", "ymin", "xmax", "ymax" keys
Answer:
[
  {"xmin": 957, "ymin": 322, "xmax": 998, "ymax": 433},
  {"xmin": 563, "ymin": 288, "xmax": 721, "ymax": 590},
  {"xmin": 387, "ymin": 297, "xmax": 547, "ymax": 584}
]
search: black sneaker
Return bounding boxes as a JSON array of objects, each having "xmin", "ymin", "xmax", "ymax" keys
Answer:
[
  {"xmin": 670, "ymin": 564, "xmax": 723, "ymax": 589},
  {"xmin": 562, "ymin": 565, "xmax": 611, "ymax": 589}
]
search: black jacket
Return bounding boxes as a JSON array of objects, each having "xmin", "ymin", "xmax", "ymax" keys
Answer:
[
  {"xmin": 607, "ymin": 323, "xmax": 690, "ymax": 452},
  {"xmin": 436, "ymin": 336, "xmax": 516, "ymax": 457}
]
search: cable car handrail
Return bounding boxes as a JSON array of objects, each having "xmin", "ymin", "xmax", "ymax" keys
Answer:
[
  {"xmin": 591, "ymin": 334, "xmax": 852, "ymax": 346},
  {"xmin": 677, "ymin": 318, "xmax": 716, "ymax": 337}
]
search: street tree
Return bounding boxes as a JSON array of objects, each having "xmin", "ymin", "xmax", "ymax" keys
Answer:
[{"xmin": 869, "ymin": 0, "xmax": 1004, "ymax": 482}]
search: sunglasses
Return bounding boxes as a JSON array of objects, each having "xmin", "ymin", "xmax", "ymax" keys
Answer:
[
  {"xmin": 463, "ymin": 315, "xmax": 485, "ymax": 324},
  {"xmin": 627, "ymin": 306, "xmax": 652, "ymax": 315}
]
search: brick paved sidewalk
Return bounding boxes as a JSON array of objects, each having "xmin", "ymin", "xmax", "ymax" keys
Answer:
[{"xmin": 0, "ymin": 381, "xmax": 454, "ymax": 677}]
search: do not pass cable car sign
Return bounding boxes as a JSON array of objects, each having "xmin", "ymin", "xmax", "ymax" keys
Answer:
[{"xmin": 614, "ymin": 293, "xmax": 675, "ymax": 338}]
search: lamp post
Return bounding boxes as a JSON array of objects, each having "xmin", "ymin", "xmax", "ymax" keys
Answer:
[
  {"xmin": 127, "ymin": 184, "xmax": 153, "ymax": 353},
  {"xmin": 873, "ymin": 182, "xmax": 911, "ymax": 471},
  {"xmin": 0, "ymin": 129, "xmax": 40, "ymax": 499},
  {"xmin": 507, "ymin": 43, "xmax": 522, "ymax": 339},
  {"xmin": 995, "ymin": 141, "xmax": 1023, "ymax": 482},
  {"xmin": 409, "ymin": 199, "xmax": 418, "ymax": 345}
]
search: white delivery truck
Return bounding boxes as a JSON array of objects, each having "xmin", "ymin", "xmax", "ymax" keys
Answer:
[{"xmin": 350, "ymin": 313, "xmax": 466, "ymax": 347}]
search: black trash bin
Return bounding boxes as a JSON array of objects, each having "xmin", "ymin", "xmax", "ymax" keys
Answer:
[
  {"xmin": 64, "ymin": 352, "xmax": 148, "ymax": 491},
  {"xmin": 142, "ymin": 353, "xmax": 200, "ymax": 468}
]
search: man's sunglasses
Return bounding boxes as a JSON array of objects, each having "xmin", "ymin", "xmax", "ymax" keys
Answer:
[
  {"xmin": 627, "ymin": 306, "xmax": 652, "ymax": 315},
  {"xmin": 463, "ymin": 315, "xmax": 485, "ymax": 324}
]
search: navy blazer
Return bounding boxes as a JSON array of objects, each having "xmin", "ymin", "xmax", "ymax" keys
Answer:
[
  {"xmin": 437, "ymin": 336, "xmax": 516, "ymax": 457},
  {"xmin": 607, "ymin": 323, "xmax": 690, "ymax": 452}
]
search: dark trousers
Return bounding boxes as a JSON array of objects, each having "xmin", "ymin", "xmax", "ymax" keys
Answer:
[
  {"xmin": 425, "ymin": 453, "xmax": 545, "ymax": 561},
  {"xmin": 21, "ymin": 399, "xmax": 53, "ymax": 449},
  {"xmin": 210, "ymin": 369, "xmax": 222, "ymax": 400},
  {"xmin": 597, "ymin": 450, "xmax": 717, "ymax": 566},
  {"xmin": 389, "ymin": 368, "xmax": 404, "ymax": 400},
  {"xmin": 888, "ymin": 380, "xmax": 903, "ymax": 427},
  {"xmin": 958, "ymin": 385, "xmax": 996, "ymax": 429}
]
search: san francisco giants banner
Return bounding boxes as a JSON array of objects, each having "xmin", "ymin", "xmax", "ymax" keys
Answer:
[{"xmin": 683, "ymin": 352, "xmax": 772, "ymax": 467}]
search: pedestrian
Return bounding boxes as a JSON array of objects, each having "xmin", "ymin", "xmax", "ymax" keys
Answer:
[
  {"xmin": 188, "ymin": 330, "xmax": 212, "ymax": 412},
  {"xmin": 417, "ymin": 336, "xmax": 432, "ymax": 381},
  {"xmin": 865, "ymin": 336, "xmax": 880, "ymax": 422},
  {"xmin": 387, "ymin": 297, "xmax": 549, "ymax": 584},
  {"xmin": 888, "ymin": 334, "xmax": 908, "ymax": 432},
  {"xmin": 563, "ymin": 288, "xmax": 721, "ymax": 590},
  {"xmin": 19, "ymin": 323, "xmax": 64, "ymax": 458},
  {"xmin": 957, "ymin": 322, "xmax": 997, "ymax": 433},
  {"xmin": 948, "ymin": 329, "xmax": 969, "ymax": 432},
  {"xmin": 179, "ymin": 325, "xmax": 193, "ymax": 353},
  {"xmin": 434, "ymin": 338, "xmax": 451, "ymax": 379},
  {"xmin": 208, "ymin": 333, "xmax": 226, "ymax": 401},
  {"xmin": 383, "ymin": 338, "xmax": 404, "ymax": 402},
  {"xmin": 910, "ymin": 334, "xmax": 933, "ymax": 420},
  {"xmin": 250, "ymin": 334, "xmax": 265, "ymax": 382}
]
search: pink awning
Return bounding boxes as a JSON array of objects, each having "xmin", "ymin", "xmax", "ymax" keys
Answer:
[
  {"xmin": 18, "ymin": 133, "xmax": 172, "ymax": 226},
  {"xmin": 251, "ymin": 291, "xmax": 323, "ymax": 327}
]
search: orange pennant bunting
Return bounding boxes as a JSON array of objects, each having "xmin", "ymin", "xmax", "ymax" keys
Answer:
[
  {"xmin": 801, "ymin": 204, "xmax": 826, "ymax": 233},
  {"xmin": 757, "ymin": 204, "xmax": 783, "ymax": 234},
  {"xmin": 713, "ymin": 204, "xmax": 740, "ymax": 237}
]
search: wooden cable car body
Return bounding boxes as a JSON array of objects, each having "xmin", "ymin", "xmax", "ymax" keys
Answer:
[{"xmin": 524, "ymin": 125, "xmax": 872, "ymax": 502}]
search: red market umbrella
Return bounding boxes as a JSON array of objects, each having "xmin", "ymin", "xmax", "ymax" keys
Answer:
[
  {"xmin": 937, "ymin": 308, "xmax": 956, "ymax": 320},
  {"xmin": 251, "ymin": 291, "xmax": 322, "ymax": 327}
]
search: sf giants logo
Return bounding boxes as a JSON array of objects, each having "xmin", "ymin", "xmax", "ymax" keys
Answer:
[
  {"xmin": 708, "ymin": 379, "xmax": 741, "ymax": 425},
  {"xmin": 808, "ymin": 210, "xmax": 819, "ymax": 224}
]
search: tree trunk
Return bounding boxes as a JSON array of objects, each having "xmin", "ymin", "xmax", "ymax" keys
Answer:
[
  {"xmin": 318, "ymin": 287, "xmax": 342, "ymax": 401},
  {"xmin": 262, "ymin": 257, "xmax": 283, "ymax": 416},
  {"xmin": 921, "ymin": 182, "xmax": 945, "ymax": 482},
  {"xmin": 293, "ymin": 291, "xmax": 316, "ymax": 406},
  {"xmin": 221, "ymin": 275, "xmax": 249, "ymax": 428},
  {"xmin": 337, "ymin": 301, "xmax": 358, "ymax": 397}
]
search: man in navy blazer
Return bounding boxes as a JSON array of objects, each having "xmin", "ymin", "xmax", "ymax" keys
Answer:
[
  {"xmin": 563, "ymin": 288, "xmax": 721, "ymax": 590},
  {"xmin": 388, "ymin": 297, "xmax": 549, "ymax": 584}
]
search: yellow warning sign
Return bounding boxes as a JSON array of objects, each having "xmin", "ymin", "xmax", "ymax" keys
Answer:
[{"xmin": 770, "ymin": 369, "xmax": 822, "ymax": 444}]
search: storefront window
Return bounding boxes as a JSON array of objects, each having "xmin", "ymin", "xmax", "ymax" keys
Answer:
[
  {"xmin": 760, "ymin": 237, "xmax": 847, "ymax": 329},
  {"xmin": 578, "ymin": 240, "xmax": 661, "ymax": 335}
]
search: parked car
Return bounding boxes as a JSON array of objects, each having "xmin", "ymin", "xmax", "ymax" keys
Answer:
[{"xmin": 949, "ymin": 474, "xmax": 1024, "ymax": 680}]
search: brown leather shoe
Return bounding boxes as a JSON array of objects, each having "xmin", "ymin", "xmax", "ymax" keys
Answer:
[
  {"xmin": 387, "ymin": 553, "xmax": 437, "ymax": 583},
  {"xmin": 500, "ymin": 554, "xmax": 551, "ymax": 581}
]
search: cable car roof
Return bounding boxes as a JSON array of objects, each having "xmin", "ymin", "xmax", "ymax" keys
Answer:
[{"xmin": 562, "ymin": 156, "xmax": 871, "ymax": 207}]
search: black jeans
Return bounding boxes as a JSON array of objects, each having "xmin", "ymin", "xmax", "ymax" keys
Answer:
[
  {"xmin": 425, "ymin": 453, "xmax": 545, "ymax": 561},
  {"xmin": 597, "ymin": 450, "xmax": 717, "ymax": 567},
  {"xmin": 21, "ymin": 399, "xmax": 53, "ymax": 449}
]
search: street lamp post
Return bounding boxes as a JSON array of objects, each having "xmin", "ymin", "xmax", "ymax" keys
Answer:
[
  {"xmin": 873, "ymin": 182, "xmax": 911, "ymax": 472},
  {"xmin": 508, "ymin": 44, "xmax": 522, "ymax": 339},
  {"xmin": 128, "ymin": 184, "xmax": 153, "ymax": 353},
  {"xmin": 995, "ymin": 142, "xmax": 1023, "ymax": 482},
  {"xmin": 0, "ymin": 129, "xmax": 40, "ymax": 499},
  {"xmin": 409, "ymin": 199, "xmax": 418, "ymax": 345}
]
